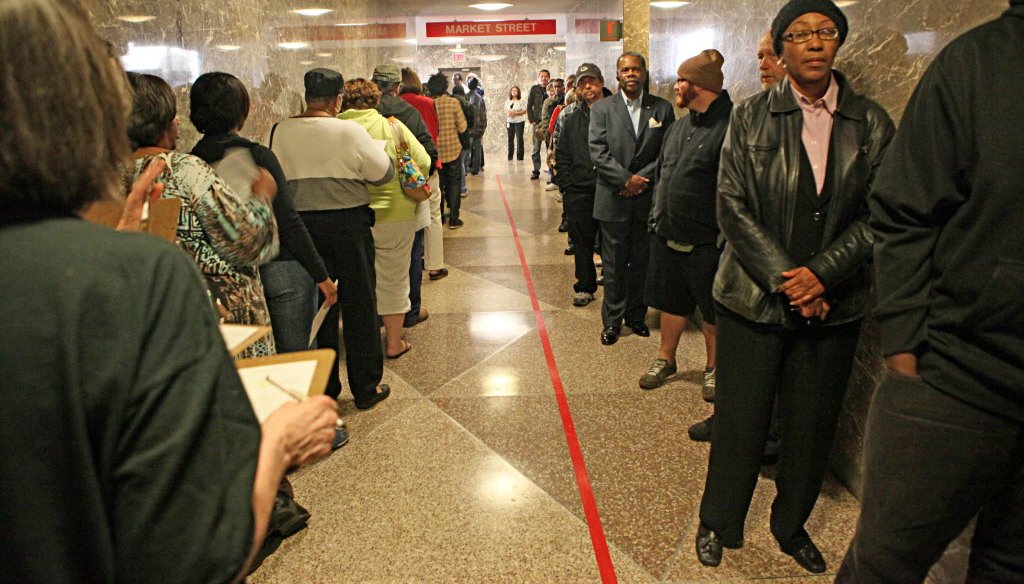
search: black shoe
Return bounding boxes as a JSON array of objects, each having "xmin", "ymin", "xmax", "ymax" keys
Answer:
[
  {"xmin": 558, "ymin": 219, "xmax": 569, "ymax": 233},
  {"xmin": 789, "ymin": 541, "xmax": 827, "ymax": 573},
  {"xmin": 355, "ymin": 384, "xmax": 391, "ymax": 410},
  {"xmin": 696, "ymin": 523, "xmax": 724, "ymax": 567},
  {"xmin": 269, "ymin": 493, "xmax": 311, "ymax": 538},
  {"xmin": 530, "ymin": 172, "xmax": 540, "ymax": 180},
  {"xmin": 629, "ymin": 322, "xmax": 651, "ymax": 337},
  {"xmin": 601, "ymin": 326, "xmax": 620, "ymax": 345},
  {"xmin": 596, "ymin": 277, "xmax": 604, "ymax": 286},
  {"xmin": 448, "ymin": 218, "xmax": 464, "ymax": 230},
  {"xmin": 564, "ymin": 245, "xmax": 574, "ymax": 256},
  {"xmin": 332, "ymin": 425, "xmax": 350, "ymax": 450},
  {"xmin": 428, "ymin": 268, "xmax": 449, "ymax": 281},
  {"xmin": 688, "ymin": 415, "xmax": 714, "ymax": 442},
  {"xmin": 762, "ymin": 436, "xmax": 781, "ymax": 465}
]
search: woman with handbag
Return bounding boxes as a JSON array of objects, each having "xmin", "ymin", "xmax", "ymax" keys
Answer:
[
  {"xmin": 339, "ymin": 79, "xmax": 430, "ymax": 359},
  {"xmin": 505, "ymin": 86, "xmax": 527, "ymax": 161}
]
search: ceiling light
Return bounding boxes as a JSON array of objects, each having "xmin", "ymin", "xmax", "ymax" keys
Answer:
[
  {"xmin": 554, "ymin": 46, "xmax": 566, "ymax": 51},
  {"xmin": 475, "ymin": 55, "xmax": 508, "ymax": 62},
  {"xmin": 439, "ymin": 36, "xmax": 464, "ymax": 43},
  {"xmin": 215, "ymin": 45, "xmax": 241, "ymax": 51},
  {"xmin": 390, "ymin": 56, "xmax": 418, "ymax": 64},
  {"xmin": 291, "ymin": 8, "xmax": 333, "ymax": 16},
  {"xmin": 316, "ymin": 52, "xmax": 333, "ymax": 57},
  {"xmin": 117, "ymin": 15, "xmax": 156, "ymax": 23},
  {"xmin": 404, "ymin": 38, "xmax": 419, "ymax": 44},
  {"xmin": 468, "ymin": 3, "xmax": 513, "ymax": 10},
  {"xmin": 650, "ymin": 1, "xmax": 690, "ymax": 8},
  {"xmin": 299, "ymin": 60, "xmax": 315, "ymax": 65},
  {"xmin": 835, "ymin": 1, "xmax": 858, "ymax": 6},
  {"xmin": 278, "ymin": 42, "xmax": 309, "ymax": 49},
  {"xmin": 335, "ymin": 22, "xmax": 368, "ymax": 26},
  {"xmin": 448, "ymin": 44, "xmax": 466, "ymax": 52}
]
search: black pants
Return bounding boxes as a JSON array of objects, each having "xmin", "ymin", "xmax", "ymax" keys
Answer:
[
  {"xmin": 470, "ymin": 136, "xmax": 484, "ymax": 173},
  {"xmin": 699, "ymin": 306, "xmax": 861, "ymax": 553},
  {"xmin": 836, "ymin": 373, "xmax": 1024, "ymax": 583},
  {"xmin": 565, "ymin": 191, "xmax": 599, "ymax": 294},
  {"xmin": 299, "ymin": 207, "xmax": 382, "ymax": 403},
  {"xmin": 507, "ymin": 122, "xmax": 525, "ymax": 160},
  {"xmin": 440, "ymin": 160, "xmax": 461, "ymax": 223},
  {"xmin": 599, "ymin": 218, "xmax": 650, "ymax": 328},
  {"xmin": 404, "ymin": 229, "xmax": 424, "ymax": 327}
]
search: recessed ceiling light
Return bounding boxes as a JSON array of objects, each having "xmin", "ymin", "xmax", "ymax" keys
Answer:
[
  {"xmin": 404, "ymin": 38, "xmax": 419, "ymax": 44},
  {"xmin": 316, "ymin": 52, "xmax": 333, "ymax": 57},
  {"xmin": 554, "ymin": 46, "xmax": 566, "ymax": 51},
  {"xmin": 448, "ymin": 44, "xmax": 466, "ymax": 52},
  {"xmin": 475, "ymin": 55, "xmax": 508, "ymax": 62},
  {"xmin": 439, "ymin": 37, "xmax": 464, "ymax": 43},
  {"xmin": 335, "ymin": 22, "xmax": 368, "ymax": 26},
  {"xmin": 835, "ymin": 1, "xmax": 858, "ymax": 6},
  {"xmin": 468, "ymin": 3, "xmax": 513, "ymax": 10},
  {"xmin": 215, "ymin": 45, "xmax": 241, "ymax": 51},
  {"xmin": 299, "ymin": 60, "xmax": 315, "ymax": 65},
  {"xmin": 291, "ymin": 8, "xmax": 333, "ymax": 17},
  {"xmin": 117, "ymin": 15, "xmax": 156, "ymax": 23},
  {"xmin": 278, "ymin": 42, "xmax": 309, "ymax": 49},
  {"xmin": 390, "ymin": 56, "xmax": 418, "ymax": 64},
  {"xmin": 650, "ymin": 1, "xmax": 690, "ymax": 8}
]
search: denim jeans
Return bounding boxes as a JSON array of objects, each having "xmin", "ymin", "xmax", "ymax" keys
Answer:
[
  {"xmin": 459, "ymin": 148, "xmax": 470, "ymax": 192},
  {"xmin": 259, "ymin": 260, "xmax": 318, "ymax": 353}
]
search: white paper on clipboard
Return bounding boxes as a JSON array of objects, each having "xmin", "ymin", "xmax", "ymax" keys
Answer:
[{"xmin": 236, "ymin": 360, "xmax": 318, "ymax": 422}]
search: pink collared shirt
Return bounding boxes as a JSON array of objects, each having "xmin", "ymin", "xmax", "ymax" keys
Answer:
[{"xmin": 791, "ymin": 73, "xmax": 839, "ymax": 194}]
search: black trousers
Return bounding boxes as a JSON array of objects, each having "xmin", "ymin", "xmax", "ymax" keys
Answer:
[
  {"xmin": 439, "ymin": 160, "xmax": 462, "ymax": 223},
  {"xmin": 300, "ymin": 207, "xmax": 382, "ymax": 403},
  {"xmin": 699, "ymin": 306, "xmax": 861, "ymax": 553},
  {"xmin": 507, "ymin": 122, "xmax": 525, "ymax": 160},
  {"xmin": 469, "ymin": 136, "xmax": 484, "ymax": 173},
  {"xmin": 599, "ymin": 218, "xmax": 650, "ymax": 328},
  {"xmin": 565, "ymin": 192, "xmax": 599, "ymax": 294},
  {"xmin": 836, "ymin": 373, "xmax": 1024, "ymax": 583}
]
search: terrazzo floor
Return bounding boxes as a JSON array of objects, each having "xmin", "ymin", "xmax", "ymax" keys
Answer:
[{"xmin": 250, "ymin": 156, "xmax": 863, "ymax": 583}]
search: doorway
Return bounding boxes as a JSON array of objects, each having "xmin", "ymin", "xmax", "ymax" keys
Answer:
[{"xmin": 439, "ymin": 67, "xmax": 482, "ymax": 93}]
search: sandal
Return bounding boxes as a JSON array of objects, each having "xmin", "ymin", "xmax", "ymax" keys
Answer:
[{"xmin": 386, "ymin": 340, "xmax": 412, "ymax": 360}]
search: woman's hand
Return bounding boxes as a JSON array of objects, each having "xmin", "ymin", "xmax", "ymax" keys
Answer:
[
  {"xmin": 117, "ymin": 158, "xmax": 166, "ymax": 232},
  {"xmin": 318, "ymin": 278, "xmax": 338, "ymax": 307},
  {"xmin": 252, "ymin": 167, "xmax": 278, "ymax": 202},
  {"xmin": 260, "ymin": 395, "xmax": 337, "ymax": 468},
  {"xmin": 778, "ymin": 266, "xmax": 825, "ymax": 305}
]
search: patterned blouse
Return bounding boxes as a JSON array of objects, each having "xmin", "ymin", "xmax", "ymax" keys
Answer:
[{"xmin": 130, "ymin": 151, "xmax": 279, "ymax": 357}]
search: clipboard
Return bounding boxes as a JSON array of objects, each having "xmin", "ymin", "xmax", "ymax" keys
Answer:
[
  {"xmin": 234, "ymin": 349, "xmax": 336, "ymax": 422},
  {"xmin": 219, "ymin": 323, "xmax": 273, "ymax": 357},
  {"xmin": 80, "ymin": 198, "xmax": 182, "ymax": 243}
]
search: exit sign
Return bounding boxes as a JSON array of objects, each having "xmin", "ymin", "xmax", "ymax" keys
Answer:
[
  {"xmin": 599, "ymin": 19, "xmax": 622, "ymax": 42},
  {"xmin": 452, "ymin": 52, "xmax": 466, "ymax": 63}
]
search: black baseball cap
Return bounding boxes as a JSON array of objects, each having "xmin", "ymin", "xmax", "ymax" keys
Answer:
[
  {"xmin": 575, "ymin": 63, "xmax": 603, "ymax": 81},
  {"xmin": 304, "ymin": 68, "xmax": 344, "ymax": 98}
]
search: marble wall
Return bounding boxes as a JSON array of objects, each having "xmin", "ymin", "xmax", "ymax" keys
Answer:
[{"xmin": 646, "ymin": 0, "xmax": 1009, "ymax": 496}]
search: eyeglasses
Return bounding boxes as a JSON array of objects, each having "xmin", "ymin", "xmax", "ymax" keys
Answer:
[{"xmin": 782, "ymin": 27, "xmax": 840, "ymax": 44}]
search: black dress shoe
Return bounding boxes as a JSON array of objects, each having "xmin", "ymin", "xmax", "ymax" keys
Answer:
[
  {"xmin": 789, "ymin": 541, "xmax": 827, "ymax": 573},
  {"xmin": 355, "ymin": 384, "xmax": 391, "ymax": 410},
  {"xmin": 629, "ymin": 322, "xmax": 651, "ymax": 337},
  {"xmin": 695, "ymin": 523, "xmax": 724, "ymax": 567},
  {"xmin": 601, "ymin": 326, "xmax": 620, "ymax": 345},
  {"xmin": 688, "ymin": 414, "xmax": 714, "ymax": 442}
]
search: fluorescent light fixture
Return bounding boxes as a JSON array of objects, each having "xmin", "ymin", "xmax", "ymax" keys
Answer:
[
  {"xmin": 299, "ymin": 60, "xmax": 315, "ymax": 65},
  {"xmin": 335, "ymin": 22, "xmax": 368, "ymax": 26},
  {"xmin": 291, "ymin": 8, "xmax": 333, "ymax": 16},
  {"xmin": 404, "ymin": 38, "xmax": 419, "ymax": 44},
  {"xmin": 468, "ymin": 3, "xmax": 513, "ymax": 10},
  {"xmin": 215, "ymin": 45, "xmax": 241, "ymax": 51},
  {"xmin": 390, "ymin": 56, "xmax": 418, "ymax": 64},
  {"xmin": 835, "ymin": 0, "xmax": 858, "ymax": 6},
  {"xmin": 439, "ymin": 36, "xmax": 464, "ymax": 43},
  {"xmin": 120, "ymin": 43, "xmax": 200, "ymax": 80},
  {"xmin": 278, "ymin": 41, "xmax": 309, "ymax": 49},
  {"xmin": 554, "ymin": 46, "xmax": 566, "ymax": 51},
  {"xmin": 475, "ymin": 55, "xmax": 508, "ymax": 62},
  {"xmin": 117, "ymin": 15, "xmax": 156, "ymax": 23},
  {"xmin": 316, "ymin": 52, "xmax": 333, "ymax": 57},
  {"xmin": 650, "ymin": 1, "xmax": 690, "ymax": 8},
  {"xmin": 448, "ymin": 44, "xmax": 466, "ymax": 52}
]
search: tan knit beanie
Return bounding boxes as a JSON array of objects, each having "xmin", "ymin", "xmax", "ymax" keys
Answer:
[{"xmin": 676, "ymin": 49, "xmax": 725, "ymax": 93}]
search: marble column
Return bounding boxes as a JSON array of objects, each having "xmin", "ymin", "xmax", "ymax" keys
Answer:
[{"xmin": 622, "ymin": 0, "xmax": 650, "ymax": 60}]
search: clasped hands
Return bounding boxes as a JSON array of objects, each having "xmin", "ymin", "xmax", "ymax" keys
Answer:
[
  {"xmin": 777, "ymin": 266, "xmax": 829, "ymax": 320},
  {"xmin": 620, "ymin": 174, "xmax": 649, "ymax": 197}
]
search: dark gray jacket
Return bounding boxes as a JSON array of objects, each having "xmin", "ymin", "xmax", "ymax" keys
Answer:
[
  {"xmin": 713, "ymin": 72, "xmax": 895, "ymax": 326},
  {"xmin": 377, "ymin": 93, "xmax": 438, "ymax": 173},
  {"xmin": 588, "ymin": 91, "xmax": 676, "ymax": 222}
]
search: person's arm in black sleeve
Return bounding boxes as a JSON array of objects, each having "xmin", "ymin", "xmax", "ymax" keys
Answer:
[
  {"xmin": 253, "ymin": 146, "xmax": 329, "ymax": 283},
  {"xmin": 553, "ymin": 114, "xmax": 575, "ymax": 190},
  {"xmin": 869, "ymin": 52, "xmax": 973, "ymax": 358},
  {"xmin": 635, "ymin": 105, "xmax": 676, "ymax": 180},
  {"xmin": 717, "ymin": 107, "xmax": 795, "ymax": 292},
  {"xmin": 527, "ymin": 86, "xmax": 541, "ymax": 125}
]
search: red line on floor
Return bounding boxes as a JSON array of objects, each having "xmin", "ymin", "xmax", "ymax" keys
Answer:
[{"xmin": 495, "ymin": 174, "xmax": 618, "ymax": 583}]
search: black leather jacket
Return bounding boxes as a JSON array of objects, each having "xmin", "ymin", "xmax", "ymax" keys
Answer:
[{"xmin": 713, "ymin": 72, "xmax": 895, "ymax": 325}]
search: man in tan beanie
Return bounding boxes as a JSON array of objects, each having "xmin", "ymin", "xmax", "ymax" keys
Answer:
[{"xmin": 639, "ymin": 49, "xmax": 732, "ymax": 397}]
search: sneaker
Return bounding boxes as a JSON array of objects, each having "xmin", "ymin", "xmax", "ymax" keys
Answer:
[
  {"xmin": 449, "ymin": 218, "xmax": 464, "ymax": 230},
  {"xmin": 545, "ymin": 182, "xmax": 559, "ymax": 191},
  {"xmin": 332, "ymin": 425, "xmax": 350, "ymax": 450},
  {"xmin": 688, "ymin": 415, "xmax": 714, "ymax": 442},
  {"xmin": 702, "ymin": 368, "xmax": 716, "ymax": 402},
  {"xmin": 639, "ymin": 358, "xmax": 677, "ymax": 390},
  {"xmin": 572, "ymin": 291, "xmax": 594, "ymax": 307}
]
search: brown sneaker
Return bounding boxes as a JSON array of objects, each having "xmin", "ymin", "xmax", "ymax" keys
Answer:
[{"xmin": 639, "ymin": 358, "xmax": 677, "ymax": 390}]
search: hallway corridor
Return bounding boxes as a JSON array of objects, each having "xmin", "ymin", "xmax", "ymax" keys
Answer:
[{"xmin": 250, "ymin": 158, "xmax": 862, "ymax": 583}]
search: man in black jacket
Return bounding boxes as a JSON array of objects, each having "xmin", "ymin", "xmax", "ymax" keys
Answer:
[
  {"xmin": 695, "ymin": 0, "xmax": 895, "ymax": 572},
  {"xmin": 837, "ymin": 2, "xmax": 1024, "ymax": 581},
  {"xmin": 589, "ymin": 52, "xmax": 675, "ymax": 345},
  {"xmin": 466, "ymin": 77, "xmax": 487, "ymax": 175},
  {"xmin": 553, "ymin": 64, "xmax": 605, "ymax": 307},
  {"xmin": 638, "ymin": 50, "xmax": 732, "ymax": 398},
  {"xmin": 527, "ymin": 69, "xmax": 550, "ymax": 179}
]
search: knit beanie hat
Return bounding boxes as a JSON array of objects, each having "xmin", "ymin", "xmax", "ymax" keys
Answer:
[
  {"xmin": 676, "ymin": 49, "xmax": 725, "ymax": 93},
  {"xmin": 771, "ymin": 0, "xmax": 848, "ymax": 55}
]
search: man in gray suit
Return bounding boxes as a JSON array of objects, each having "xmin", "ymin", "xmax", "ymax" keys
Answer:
[{"xmin": 589, "ymin": 52, "xmax": 676, "ymax": 345}]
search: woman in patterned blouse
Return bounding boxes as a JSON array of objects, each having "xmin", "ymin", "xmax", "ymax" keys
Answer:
[{"xmin": 125, "ymin": 73, "xmax": 279, "ymax": 357}]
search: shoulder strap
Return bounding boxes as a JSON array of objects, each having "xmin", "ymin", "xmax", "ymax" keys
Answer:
[
  {"xmin": 268, "ymin": 122, "xmax": 280, "ymax": 148},
  {"xmin": 387, "ymin": 117, "xmax": 408, "ymax": 153}
]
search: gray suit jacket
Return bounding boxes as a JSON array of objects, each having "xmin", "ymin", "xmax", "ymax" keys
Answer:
[{"xmin": 589, "ymin": 92, "xmax": 675, "ymax": 222}]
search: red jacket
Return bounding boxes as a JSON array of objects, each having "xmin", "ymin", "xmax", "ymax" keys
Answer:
[{"xmin": 400, "ymin": 92, "xmax": 440, "ymax": 168}]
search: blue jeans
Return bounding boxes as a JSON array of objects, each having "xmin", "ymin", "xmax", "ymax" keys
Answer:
[
  {"xmin": 460, "ymin": 148, "xmax": 470, "ymax": 192},
  {"xmin": 404, "ymin": 229, "xmax": 425, "ymax": 326},
  {"xmin": 260, "ymin": 260, "xmax": 318, "ymax": 353}
]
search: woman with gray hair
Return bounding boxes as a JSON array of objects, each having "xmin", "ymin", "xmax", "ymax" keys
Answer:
[
  {"xmin": 125, "ymin": 72, "xmax": 280, "ymax": 357},
  {"xmin": 0, "ymin": 0, "xmax": 336, "ymax": 581}
]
